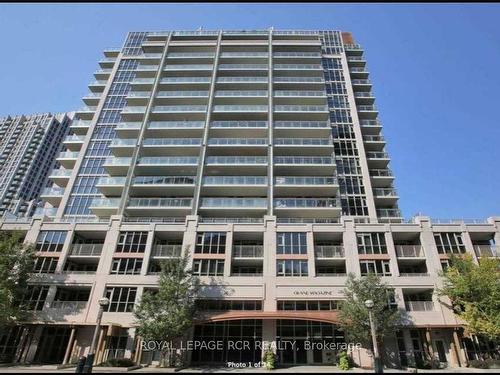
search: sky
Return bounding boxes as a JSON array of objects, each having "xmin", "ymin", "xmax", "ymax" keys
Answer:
[{"xmin": 0, "ymin": 3, "xmax": 499, "ymax": 220}]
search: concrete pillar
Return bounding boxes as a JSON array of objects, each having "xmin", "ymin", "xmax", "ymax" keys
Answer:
[
  {"xmin": 124, "ymin": 327, "xmax": 136, "ymax": 359},
  {"xmin": 461, "ymin": 230, "xmax": 479, "ymax": 264},
  {"xmin": 140, "ymin": 224, "xmax": 155, "ymax": 276},
  {"xmin": 263, "ymin": 216, "xmax": 277, "ymax": 311},
  {"xmin": 23, "ymin": 325, "xmax": 43, "ymax": 363},
  {"xmin": 55, "ymin": 226, "xmax": 75, "ymax": 273},
  {"xmin": 384, "ymin": 227, "xmax": 399, "ymax": 276},
  {"xmin": 62, "ymin": 326, "xmax": 76, "ymax": 365},
  {"xmin": 306, "ymin": 226, "xmax": 316, "ymax": 277},
  {"xmin": 224, "ymin": 225, "xmax": 233, "ymax": 277},
  {"xmin": 342, "ymin": 218, "xmax": 361, "ymax": 275},
  {"xmin": 402, "ymin": 329, "xmax": 416, "ymax": 368},
  {"xmin": 261, "ymin": 319, "xmax": 276, "ymax": 360}
]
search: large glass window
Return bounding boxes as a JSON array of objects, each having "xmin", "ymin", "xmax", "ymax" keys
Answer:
[
  {"xmin": 33, "ymin": 257, "xmax": 58, "ymax": 273},
  {"xmin": 277, "ymin": 260, "xmax": 308, "ymax": 277},
  {"xmin": 357, "ymin": 233, "xmax": 387, "ymax": 254},
  {"xmin": 110, "ymin": 258, "xmax": 143, "ymax": 275},
  {"xmin": 277, "ymin": 233, "xmax": 307, "ymax": 255},
  {"xmin": 196, "ymin": 300, "xmax": 262, "ymax": 311},
  {"xmin": 277, "ymin": 300, "xmax": 340, "ymax": 311},
  {"xmin": 434, "ymin": 233, "xmax": 466, "ymax": 254},
  {"xmin": 35, "ymin": 231, "xmax": 67, "ymax": 252},
  {"xmin": 105, "ymin": 287, "xmax": 137, "ymax": 312},
  {"xmin": 195, "ymin": 232, "xmax": 226, "ymax": 254},
  {"xmin": 360, "ymin": 260, "xmax": 391, "ymax": 276},
  {"xmin": 22, "ymin": 285, "xmax": 49, "ymax": 311},
  {"xmin": 193, "ymin": 259, "xmax": 224, "ymax": 276},
  {"xmin": 116, "ymin": 232, "xmax": 148, "ymax": 253}
]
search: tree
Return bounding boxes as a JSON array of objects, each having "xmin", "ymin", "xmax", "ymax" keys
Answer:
[
  {"xmin": 134, "ymin": 251, "xmax": 199, "ymax": 367},
  {"xmin": 438, "ymin": 254, "xmax": 500, "ymax": 341},
  {"xmin": 0, "ymin": 230, "xmax": 35, "ymax": 328},
  {"xmin": 338, "ymin": 273, "xmax": 404, "ymax": 351}
]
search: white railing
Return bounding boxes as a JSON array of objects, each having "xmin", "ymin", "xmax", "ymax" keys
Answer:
[
  {"xmin": 395, "ymin": 245, "xmax": 424, "ymax": 257},
  {"xmin": 405, "ymin": 301, "xmax": 434, "ymax": 311},
  {"xmin": 50, "ymin": 301, "xmax": 88, "ymax": 312},
  {"xmin": 233, "ymin": 245, "xmax": 264, "ymax": 258},
  {"xmin": 151, "ymin": 244, "xmax": 182, "ymax": 257},
  {"xmin": 315, "ymin": 246, "xmax": 344, "ymax": 258}
]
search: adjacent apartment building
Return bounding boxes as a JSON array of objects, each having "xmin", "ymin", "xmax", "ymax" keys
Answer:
[
  {"xmin": 0, "ymin": 112, "xmax": 72, "ymax": 218},
  {"xmin": 0, "ymin": 29, "xmax": 498, "ymax": 369}
]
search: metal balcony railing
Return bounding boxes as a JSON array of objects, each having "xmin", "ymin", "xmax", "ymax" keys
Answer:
[
  {"xmin": 143, "ymin": 138, "xmax": 202, "ymax": 146},
  {"xmin": 217, "ymin": 77, "xmax": 267, "ymax": 83},
  {"xmin": 219, "ymin": 64, "xmax": 268, "ymax": 70},
  {"xmin": 274, "ymin": 198, "xmax": 341, "ymax": 208},
  {"xmin": 69, "ymin": 244, "xmax": 103, "ymax": 256},
  {"xmin": 212, "ymin": 105, "xmax": 268, "ymax": 112},
  {"xmin": 274, "ymin": 64, "xmax": 322, "ymax": 70},
  {"xmin": 373, "ymin": 188, "xmax": 398, "ymax": 197},
  {"xmin": 274, "ymin": 77, "xmax": 324, "ymax": 83},
  {"xmin": 363, "ymin": 135, "xmax": 385, "ymax": 142},
  {"xmin": 153, "ymin": 105, "xmax": 207, "ymax": 112},
  {"xmin": 274, "ymin": 176, "xmax": 338, "ymax": 185},
  {"xmin": 138, "ymin": 157, "xmax": 199, "ymax": 165},
  {"xmin": 370, "ymin": 169, "xmax": 393, "ymax": 177},
  {"xmin": 203, "ymin": 176, "xmax": 267, "ymax": 185},
  {"xmin": 148, "ymin": 121, "xmax": 205, "ymax": 129},
  {"xmin": 215, "ymin": 90, "xmax": 268, "ymax": 97},
  {"xmin": 200, "ymin": 198, "xmax": 267, "ymax": 208},
  {"xmin": 274, "ymin": 156, "xmax": 333, "ymax": 165},
  {"xmin": 156, "ymin": 91, "xmax": 209, "ymax": 97},
  {"xmin": 210, "ymin": 121, "xmax": 267, "ymax": 128},
  {"xmin": 167, "ymin": 52, "xmax": 215, "ymax": 58},
  {"xmin": 133, "ymin": 176, "xmax": 196, "ymax": 185},
  {"xmin": 164, "ymin": 64, "xmax": 213, "ymax": 70},
  {"xmin": 274, "ymin": 105, "xmax": 328, "ymax": 112},
  {"xmin": 151, "ymin": 244, "xmax": 182, "ymax": 257},
  {"xmin": 474, "ymin": 245, "xmax": 498, "ymax": 257},
  {"xmin": 273, "ymin": 52, "xmax": 321, "ymax": 57},
  {"xmin": 274, "ymin": 91, "xmax": 326, "ymax": 97},
  {"xmin": 206, "ymin": 156, "xmax": 267, "ymax": 164},
  {"xmin": 367, "ymin": 152, "xmax": 390, "ymax": 159},
  {"xmin": 50, "ymin": 301, "xmax": 88, "ymax": 312},
  {"xmin": 274, "ymin": 121, "xmax": 329, "ymax": 128},
  {"xmin": 208, "ymin": 138, "xmax": 267, "ymax": 146},
  {"xmin": 377, "ymin": 208, "xmax": 402, "ymax": 218},
  {"xmin": 128, "ymin": 198, "xmax": 192, "ymax": 208},
  {"xmin": 274, "ymin": 138, "xmax": 331, "ymax": 146},
  {"xmin": 395, "ymin": 245, "xmax": 424, "ymax": 257},
  {"xmin": 97, "ymin": 177, "xmax": 126, "ymax": 185},
  {"xmin": 220, "ymin": 52, "xmax": 268, "ymax": 57},
  {"xmin": 405, "ymin": 301, "xmax": 434, "ymax": 311},
  {"xmin": 160, "ymin": 77, "xmax": 211, "ymax": 83}
]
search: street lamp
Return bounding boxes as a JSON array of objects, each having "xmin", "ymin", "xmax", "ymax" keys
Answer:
[
  {"xmin": 365, "ymin": 299, "xmax": 383, "ymax": 374},
  {"xmin": 82, "ymin": 297, "xmax": 110, "ymax": 373}
]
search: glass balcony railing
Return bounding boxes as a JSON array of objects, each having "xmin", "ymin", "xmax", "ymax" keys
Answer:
[
  {"xmin": 274, "ymin": 105, "xmax": 328, "ymax": 112},
  {"xmin": 370, "ymin": 169, "xmax": 393, "ymax": 177},
  {"xmin": 206, "ymin": 156, "xmax": 267, "ymax": 164},
  {"xmin": 373, "ymin": 188, "xmax": 398, "ymax": 197},
  {"xmin": 210, "ymin": 121, "xmax": 267, "ymax": 128},
  {"xmin": 64, "ymin": 135, "xmax": 84, "ymax": 142},
  {"xmin": 314, "ymin": 245, "xmax": 344, "ymax": 258},
  {"xmin": 116, "ymin": 122, "xmax": 142, "ymax": 130},
  {"xmin": 203, "ymin": 176, "xmax": 268, "ymax": 185},
  {"xmin": 274, "ymin": 64, "xmax": 322, "ymax": 70},
  {"xmin": 273, "ymin": 52, "xmax": 321, "ymax": 57},
  {"xmin": 148, "ymin": 121, "xmax": 205, "ymax": 129},
  {"xmin": 357, "ymin": 105, "xmax": 377, "ymax": 111},
  {"xmin": 350, "ymin": 67, "xmax": 368, "ymax": 73},
  {"xmin": 220, "ymin": 52, "xmax": 268, "ymax": 58},
  {"xmin": 71, "ymin": 120, "xmax": 92, "ymax": 127},
  {"xmin": 274, "ymin": 198, "xmax": 341, "ymax": 208},
  {"xmin": 273, "ymin": 77, "xmax": 324, "ymax": 83},
  {"xmin": 367, "ymin": 152, "xmax": 390, "ymax": 159},
  {"xmin": 153, "ymin": 105, "xmax": 207, "ymax": 112},
  {"xmin": 127, "ymin": 92, "xmax": 151, "ymax": 98},
  {"xmin": 128, "ymin": 198, "xmax": 192, "ymax": 208},
  {"xmin": 69, "ymin": 244, "xmax": 103, "ymax": 256},
  {"xmin": 377, "ymin": 208, "xmax": 402, "ymax": 217},
  {"xmin": 274, "ymin": 121, "xmax": 329, "ymax": 128},
  {"xmin": 405, "ymin": 301, "xmax": 434, "ymax": 312},
  {"xmin": 151, "ymin": 244, "xmax": 183, "ymax": 257},
  {"xmin": 363, "ymin": 135, "xmax": 385, "ymax": 142},
  {"xmin": 233, "ymin": 245, "xmax": 264, "ymax": 258},
  {"xmin": 274, "ymin": 156, "xmax": 334, "ymax": 165},
  {"xmin": 136, "ymin": 65, "xmax": 159, "ymax": 71},
  {"xmin": 214, "ymin": 90, "xmax": 268, "ymax": 97},
  {"xmin": 34, "ymin": 207, "xmax": 58, "ymax": 217},
  {"xmin": 160, "ymin": 77, "xmax": 211, "ymax": 83},
  {"xmin": 167, "ymin": 52, "xmax": 215, "ymax": 58},
  {"xmin": 200, "ymin": 198, "xmax": 267, "ymax": 208},
  {"xmin": 216, "ymin": 77, "xmax": 268, "ymax": 83},
  {"xmin": 164, "ymin": 64, "xmax": 213, "ymax": 70},
  {"xmin": 58, "ymin": 152, "xmax": 79, "ymax": 159},
  {"xmin": 355, "ymin": 92, "xmax": 374, "ymax": 98},
  {"xmin": 351, "ymin": 79, "xmax": 371, "ymax": 85},
  {"xmin": 104, "ymin": 157, "xmax": 132, "ymax": 166},
  {"xmin": 395, "ymin": 245, "xmax": 424, "ymax": 258},
  {"xmin": 89, "ymin": 198, "xmax": 120, "ymax": 207},
  {"xmin": 131, "ymin": 78, "xmax": 155, "ymax": 84},
  {"xmin": 138, "ymin": 157, "xmax": 198, "ymax": 165},
  {"xmin": 143, "ymin": 138, "xmax": 202, "ymax": 146},
  {"xmin": 122, "ymin": 106, "xmax": 147, "ymax": 113},
  {"xmin": 274, "ymin": 176, "xmax": 338, "ymax": 185},
  {"xmin": 50, "ymin": 169, "xmax": 72, "ymax": 177},
  {"xmin": 219, "ymin": 64, "xmax": 268, "ymax": 70},
  {"xmin": 274, "ymin": 138, "xmax": 331, "ymax": 146},
  {"xmin": 156, "ymin": 91, "xmax": 209, "ymax": 97},
  {"xmin": 110, "ymin": 139, "xmax": 136, "ymax": 147},
  {"xmin": 274, "ymin": 91, "xmax": 326, "ymax": 97},
  {"xmin": 133, "ymin": 176, "xmax": 196, "ymax": 185},
  {"xmin": 213, "ymin": 105, "xmax": 268, "ymax": 112},
  {"xmin": 97, "ymin": 177, "xmax": 126, "ymax": 185},
  {"xmin": 41, "ymin": 187, "xmax": 65, "ymax": 196},
  {"xmin": 208, "ymin": 138, "xmax": 267, "ymax": 146}
]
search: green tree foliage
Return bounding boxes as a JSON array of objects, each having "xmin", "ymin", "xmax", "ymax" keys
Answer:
[
  {"xmin": 338, "ymin": 273, "xmax": 403, "ymax": 350},
  {"xmin": 134, "ymin": 251, "xmax": 199, "ymax": 367},
  {"xmin": 438, "ymin": 254, "xmax": 500, "ymax": 341},
  {"xmin": 0, "ymin": 230, "xmax": 34, "ymax": 328}
]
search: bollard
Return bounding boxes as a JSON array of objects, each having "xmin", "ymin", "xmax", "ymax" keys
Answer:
[{"xmin": 75, "ymin": 356, "xmax": 86, "ymax": 373}]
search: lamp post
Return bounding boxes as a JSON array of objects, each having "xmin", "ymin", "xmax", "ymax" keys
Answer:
[
  {"xmin": 365, "ymin": 299, "xmax": 383, "ymax": 373},
  {"xmin": 82, "ymin": 297, "xmax": 109, "ymax": 373}
]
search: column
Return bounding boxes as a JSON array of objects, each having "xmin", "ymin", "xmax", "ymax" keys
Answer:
[
  {"xmin": 261, "ymin": 320, "xmax": 276, "ymax": 360},
  {"xmin": 342, "ymin": 218, "xmax": 361, "ymax": 275},
  {"xmin": 62, "ymin": 327, "xmax": 77, "ymax": 365},
  {"xmin": 223, "ymin": 225, "xmax": 233, "ymax": 277},
  {"xmin": 306, "ymin": 226, "xmax": 316, "ymax": 277},
  {"xmin": 140, "ymin": 224, "xmax": 155, "ymax": 276},
  {"xmin": 384, "ymin": 227, "xmax": 400, "ymax": 277}
]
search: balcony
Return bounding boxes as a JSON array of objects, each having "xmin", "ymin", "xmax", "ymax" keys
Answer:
[
  {"xmin": 131, "ymin": 176, "xmax": 196, "ymax": 196},
  {"xmin": 347, "ymin": 56, "xmax": 366, "ymax": 66},
  {"xmin": 151, "ymin": 244, "xmax": 182, "ymax": 258},
  {"xmin": 351, "ymin": 79, "xmax": 372, "ymax": 91},
  {"xmin": 95, "ymin": 177, "xmax": 126, "ymax": 195},
  {"xmin": 102, "ymin": 157, "xmax": 132, "ymax": 176},
  {"xmin": 357, "ymin": 105, "xmax": 378, "ymax": 119},
  {"xmin": 33, "ymin": 207, "xmax": 58, "ymax": 218},
  {"xmin": 121, "ymin": 106, "xmax": 147, "ymax": 121},
  {"xmin": 273, "ymin": 156, "xmax": 335, "ymax": 175},
  {"xmin": 136, "ymin": 64, "xmax": 159, "ymax": 73},
  {"xmin": 69, "ymin": 243, "xmax": 103, "ymax": 257},
  {"xmin": 164, "ymin": 64, "xmax": 213, "ymax": 71},
  {"xmin": 160, "ymin": 77, "xmax": 211, "ymax": 88},
  {"xmin": 343, "ymin": 43, "xmax": 364, "ymax": 55},
  {"xmin": 216, "ymin": 76, "xmax": 268, "ymax": 89},
  {"xmin": 88, "ymin": 80, "xmax": 107, "ymax": 92},
  {"xmin": 167, "ymin": 52, "xmax": 215, "ymax": 59},
  {"xmin": 363, "ymin": 135, "xmax": 386, "ymax": 151},
  {"xmin": 199, "ymin": 197, "xmax": 267, "ymax": 217},
  {"xmin": 48, "ymin": 169, "xmax": 72, "ymax": 187},
  {"xmin": 99, "ymin": 57, "xmax": 116, "ymax": 68},
  {"xmin": 218, "ymin": 63, "xmax": 267, "ymax": 71},
  {"xmin": 151, "ymin": 106, "xmax": 207, "ymax": 120},
  {"xmin": 70, "ymin": 120, "xmax": 92, "ymax": 135},
  {"xmin": 273, "ymin": 121, "xmax": 331, "ymax": 137},
  {"xmin": 147, "ymin": 121, "xmax": 205, "ymax": 137},
  {"xmin": 274, "ymin": 64, "xmax": 322, "ymax": 71},
  {"xmin": 274, "ymin": 176, "xmax": 338, "ymax": 196},
  {"xmin": 366, "ymin": 151, "xmax": 390, "ymax": 168},
  {"xmin": 474, "ymin": 245, "xmax": 498, "ymax": 258},
  {"xmin": 349, "ymin": 67, "xmax": 369, "ymax": 79},
  {"xmin": 207, "ymin": 138, "xmax": 267, "ymax": 155},
  {"xmin": 405, "ymin": 301, "xmax": 434, "ymax": 312},
  {"xmin": 274, "ymin": 198, "xmax": 341, "ymax": 218},
  {"xmin": 156, "ymin": 90, "xmax": 209, "ymax": 100},
  {"xmin": 369, "ymin": 169, "xmax": 394, "ymax": 188},
  {"xmin": 56, "ymin": 152, "xmax": 79, "ymax": 168},
  {"xmin": 354, "ymin": 92, "xmax": 375, "ymax": 104},
  {"xmin": 89, "ymin": 198, "xmax": 120, "ymax": 216},
  {"xmin": 136, "ymin": 156, "xmax": 199, "ymax": 175},
  {"xmin": 115, "ymin": 122, "xmax": 142, "ymax": 137},
  {"xmin": 274, "ymin": 138, "xmax": 332, "ymax": 155},
  {"xmin": 109, "ymin": 138, "xmax": 136, "ymax": 156},
  {"xmin": 214, "ymin": 91, "xmax": 268, "ymax": 102},
  {"xmin": 273, "ymin": 90, "xmax": 326, "ymax": 105},
  {"xmin": 209, "ymin": 121, "xmax": 268, "ymax": 137},
  {"xmin": 40, "ymin": 187, "xmax": 65, "ymax": 206},
  {"xmin": 212, "ymin": 105, "xmax": 268, "ymax": 116},
  {"xmin": 233, "ymin": 245, "xmax": 263, "ymax": 258},
  {"xmin": 315, "ymin": 245, "xmax": 344, "ymax": 259},
  {"xmin": 373, "ymin": 188, "xmax": 399, "ymax": 204},
  {"xmin": 273, "ymin": 77, "xmax": 325, "ymax": 88},
  {"xmin": 130, "ymin": 78, "xmax": 155, "ymax": 89},
  {"xmin": 82, "ymin": 93, "xmax": 101, "ymax": 106},
  {"xmin": 63, "ymin": 135, "xmax": 84, "ymax": 151},
  {"xmin": 94, "ymin": 68, "xmax": 112, "ymax": 80},
  {"xmin": 220, "ymin": 52, "xmax": 268, "ymax": 59},
  {"xmin": 127, "ymin": 198, "xmax": 192, "ymax": 217},
  {"xmin": 395, "ymin": 245, "xmax": 425, "ymax": 258},
  {"xmin": 377, "ymin": 208, "xmax": 403, "ymax": 222},
  {"xmin": 75, "ymin": 106, "xmax": 96, "ymax": 119},
  {"xmin": 202, "ymin": 176, "xmax": 267, "ymax": 196},
  {"xmin": 205, "ymin": 156, "xmax": 267, "ymax": 174},
  {"xmin": 142, "ymin": 138, "xmax": 202, "ymax": 156},
  {"xmin": 274, "ymin": 105, "xmax": 328, "ymax": 120}
]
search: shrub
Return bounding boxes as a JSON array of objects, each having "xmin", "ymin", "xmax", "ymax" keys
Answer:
[
  {"xmin": 338, "ymin": 351, "xmax": 350, "ymax": 370},
  {"xmin": 264, "ymin": 350, "xmax": 276, "ymax": 370},
  {"xmin": 469, "ymin": 359, "xmax": 500, "ymax": 369}
]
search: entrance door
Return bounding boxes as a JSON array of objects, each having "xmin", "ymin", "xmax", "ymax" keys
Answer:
[
  {"xmin": 295, "ymin": 340, "xmax": 307, "ymax": 364},
  {"xmin": 434, "ymin": 340, "xmax": 448, "ymax": 364}
]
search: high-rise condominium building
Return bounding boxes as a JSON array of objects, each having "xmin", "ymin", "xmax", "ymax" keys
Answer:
[
  {"xmin": 0, "ymin": 113, "xmax": 71, "ymax": 218},
  {"xmin": 0, "ymin": 30, "xmax": 498, "ymax": 368}
]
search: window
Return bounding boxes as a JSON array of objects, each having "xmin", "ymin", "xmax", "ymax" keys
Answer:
[
  {"xmin": 196, "ymin": 300, "xmax": 262, "ymax": 311},
  {"xmin": 277, "ymin": 260, "xmax": 308, "ymax": 277},
  {"xmin": 22, "ymin": 286, "xmax": 49, "ymax": 311},
  {"xmin": 195, "ymin": 232, "xmax": 226, "ymax": 254},
  {"xmin": 357, "ymin": 233, "xmax": 387, "ymax": 254},
  {"xmin": 277, "ymin": 300, "xmax": 340, "ymax": 311},
  {"xmin": 35, "ymin": 231, "xmax": 66, "ymax": 252},
  {"xmin": 277, "ymin": 233, "xmax": 307, "ymax": 255},
  {"xmin": 192, "ymin": 259, "xmax": 224, "ymax": 276},
  {"xmin": 33, "ymin": 257, "xmax": 58, "ymax": 273},
  {"xmin": 111, "ymin": 258, "xmax": 143, "ymax": 275},
  {"xmin": 434, "ymin": 233, "xmax": 466, "ymax": 254},
  {"xmin": 360, "ymin": 260, "xmax": 391, "ymax": 276},
  {"xmin": 105, "ymin": 287, "xmax": 137, "ymax": 312},
  {"xmin": 116, "ymin": 232, "xmax": 148, "ymax": 253}
]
